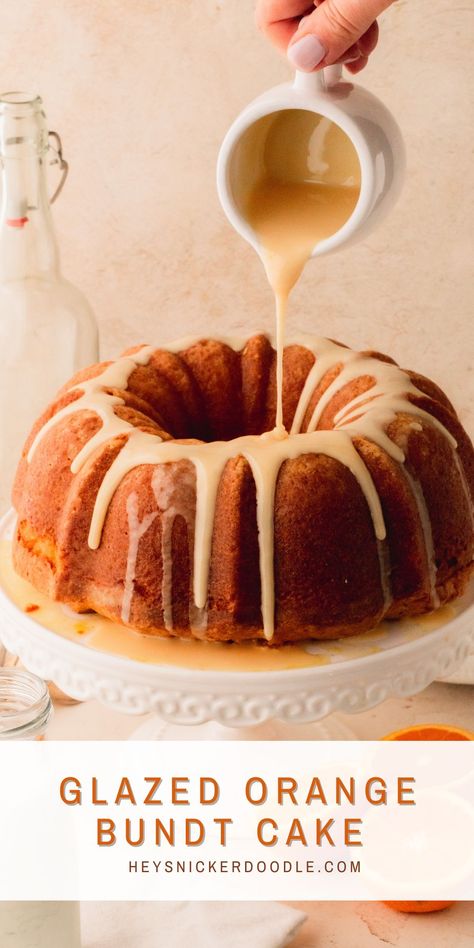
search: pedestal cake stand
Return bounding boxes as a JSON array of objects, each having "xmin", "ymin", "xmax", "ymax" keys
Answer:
[{"xmin": 0, "ymin": 510, "xmax": 473, "ymax": 740}]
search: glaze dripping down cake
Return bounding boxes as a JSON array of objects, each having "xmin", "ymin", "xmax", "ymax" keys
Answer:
[{"xmin": 12, "ymin": 335, "xmax": 474, "ymax": 645}]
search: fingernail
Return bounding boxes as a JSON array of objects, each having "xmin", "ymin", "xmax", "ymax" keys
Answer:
[{"xmin": 288, "ymin": 34, "xmax": 326, "ymax": 71}]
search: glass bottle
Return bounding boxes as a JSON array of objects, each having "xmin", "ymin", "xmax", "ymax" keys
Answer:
[
  {"xmin": 0, "ymin": 92, "xmax": 99, "ymax": 514},
  {"xmin": 0, "ymin": 903, "xmax": 81, "ymax": 948}
]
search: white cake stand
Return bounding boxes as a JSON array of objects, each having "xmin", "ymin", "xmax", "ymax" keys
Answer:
[{"xmin": 0, "ymin": 510, "xmax": 473, "ymax": 740}]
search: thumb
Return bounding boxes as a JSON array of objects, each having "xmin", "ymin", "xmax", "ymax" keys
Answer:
[{"xmin": 288, "ymin": 0, "xmax": 391, "ymax": 71}]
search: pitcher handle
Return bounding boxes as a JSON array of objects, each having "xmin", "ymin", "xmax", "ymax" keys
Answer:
[{"xmin": 294, "ymin": 64, "xmax": 343, "ymax": 93}]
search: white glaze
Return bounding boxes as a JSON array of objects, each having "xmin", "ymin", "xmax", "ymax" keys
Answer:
[
  {"xmin": 402, "ymin": 466, "xmax": 439, "ymax": 608},
  {"xmin": 122, "ymin": 492, "xmax": 157, "ymax": 624},
  {"xmin": 152, "ymin": 461, "xmax": 205, "ymax": 633}
]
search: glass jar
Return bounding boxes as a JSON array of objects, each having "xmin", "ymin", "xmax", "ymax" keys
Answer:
[
  {"xmin": 0, "ymin": 672, "xmax": 81, "ymax": 947},
  {"xmin": 0, "ymin": 91, "xmax": 99, "ymax": 514},
  {"xmin": 0, "ymin": 667, "xmax": 52, "ymax": 739}
]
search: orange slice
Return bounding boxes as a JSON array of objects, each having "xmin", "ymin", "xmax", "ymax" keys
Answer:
[
  {"xmin": 382, "ymin": 723, "xmax": 474, "ymax": 741},
  {"xmin": 383, "ymin": 901, "xmax": 455, "ymax": 914}
]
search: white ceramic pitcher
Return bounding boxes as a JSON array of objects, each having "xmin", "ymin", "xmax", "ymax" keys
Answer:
[{"xmin": 217, "ymin": 66, "xmax": 405, "ymax": 258}]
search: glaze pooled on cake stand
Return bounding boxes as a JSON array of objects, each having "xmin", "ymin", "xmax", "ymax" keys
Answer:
[{"xmin": 1, "ymin": 510, "xmax": 472, "ymax": 739}]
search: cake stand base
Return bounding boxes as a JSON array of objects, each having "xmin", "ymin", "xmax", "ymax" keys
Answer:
[{"xmin": 130, "ymin": 712, "xmax": 357, "ymax": 741}]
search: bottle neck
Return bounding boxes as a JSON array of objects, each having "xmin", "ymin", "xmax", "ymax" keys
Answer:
[{"xmin": 0, "ymin": 94, "xmax": 60, "ymax": 281}]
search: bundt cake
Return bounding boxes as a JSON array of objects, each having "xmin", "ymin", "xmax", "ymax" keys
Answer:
[{"xmin": 11, "ymin": 334, "xmax": 474, "ymax": 645}]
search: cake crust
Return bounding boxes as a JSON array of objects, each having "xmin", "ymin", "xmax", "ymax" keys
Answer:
[{"xmin": 12, "ymin": 334, "xmax": 474, "ymax": 645}]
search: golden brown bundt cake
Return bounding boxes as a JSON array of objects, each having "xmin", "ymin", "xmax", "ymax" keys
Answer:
[{"xmin": 12, "ymin": 334, "xmax": 474, "ymax": 645}]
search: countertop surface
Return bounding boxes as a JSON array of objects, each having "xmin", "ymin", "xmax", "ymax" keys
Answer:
[{"xmin": 287, "ymin": 899, "xmax": 474, "ymax": 947}]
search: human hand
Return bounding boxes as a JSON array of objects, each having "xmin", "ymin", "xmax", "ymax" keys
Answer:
[{"xmin": 256, "ymin": 0, "xmax": 394, "ymax": 74}]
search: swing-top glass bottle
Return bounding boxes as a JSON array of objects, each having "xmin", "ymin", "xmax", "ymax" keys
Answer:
[{"xmin": 0, "ymin": 92, "xmax": 98, "ymax": 513}]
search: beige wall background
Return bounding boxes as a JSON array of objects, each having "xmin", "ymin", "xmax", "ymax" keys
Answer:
[{"xmin": 2, "ymin": 0, "xmax": 473, "ymax": 426}]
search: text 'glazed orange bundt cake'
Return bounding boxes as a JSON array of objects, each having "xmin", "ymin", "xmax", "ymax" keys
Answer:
[{"xmin": 12, "ymin": 335, "xmax": 474, "ymax": 645}]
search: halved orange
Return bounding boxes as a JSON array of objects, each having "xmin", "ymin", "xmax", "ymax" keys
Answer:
[
  {"xmin": 381, "ymin": 722, "xmax": 472, "ymax": 913},
  {"xmin": 382, "ymin": 723, "xmax": 474, "ymax": 741},
  {"xmin": 383, "ymin": 901, "xmax": 455, "ymax": 914}
]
